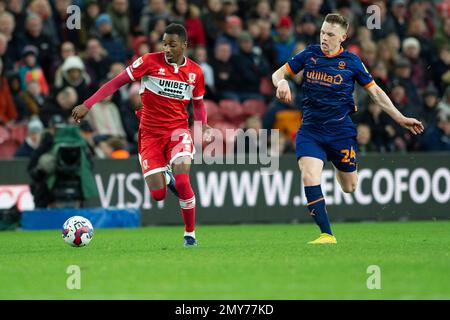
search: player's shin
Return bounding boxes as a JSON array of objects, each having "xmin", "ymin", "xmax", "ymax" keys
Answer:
[
  {"xmin": 175, "ymin": 173, "xmax": 196, "ymax": 237},
  {"xmin": 305, "ymin": 185, "xmax": 332, "ymax": 235}
]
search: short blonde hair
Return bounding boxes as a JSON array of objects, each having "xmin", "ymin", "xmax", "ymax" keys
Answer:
[{"xmin": 324, "ymin": 13, "xmax": 349, "ymax": 32}]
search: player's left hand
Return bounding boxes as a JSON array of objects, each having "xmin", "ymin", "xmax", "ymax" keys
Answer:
[
  {"xmin": 202, "ymin": 124, "xmax": 213, "ymax": 144},
  {"xmin": 397, "ymin": 117, "xmax": 424, "ymax": 135}
]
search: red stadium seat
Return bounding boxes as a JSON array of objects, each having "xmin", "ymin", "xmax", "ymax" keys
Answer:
[
  {"xmin": 260, "ymin": 77, "xmax": 274, "ymax": 96},
  {"xmin": 0, "ymin": 126, "xmax": 10, "ymax": 144},
  {"xmin": 242, "ymin": 99, "xmax": 267, "ymax": 117},
  {"xmin": 10, "ymin": 124, "xmax": 28, "ymax": 144},
  {"xmin": 219, "ymin": 99, "xmax": 246, "ymax": 126},
  {"xmin": 0, "ymin": 139, "xmax": 18, "ymax": 159},
  {"xmin": 203, "ymin": 99, "xmax": 223, "ymax": 122}
]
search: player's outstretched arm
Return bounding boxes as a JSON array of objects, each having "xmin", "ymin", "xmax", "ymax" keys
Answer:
[
  {"xmin": 272, "ymin": 65, "xmax": 292, "ymax": 104},
  {"xmin": 72, "ymin": 70, "xmax": 132, "ymax": 123},
  {"xmin": 365, "ymin": 84, "xmax": 424, "ymax": 135}
]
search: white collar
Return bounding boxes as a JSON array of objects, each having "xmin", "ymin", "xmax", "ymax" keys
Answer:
[{"xmin": 164, "ymin": 54, "xmax": 187, "ymax": 73}]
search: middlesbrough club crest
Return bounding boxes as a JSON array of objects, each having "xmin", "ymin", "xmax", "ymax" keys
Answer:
[{"xmin": 188, "ymin": 73, "xmax": 196, "ymax": 84}]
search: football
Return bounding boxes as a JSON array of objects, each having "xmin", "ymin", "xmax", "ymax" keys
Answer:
[{"xmin": 62, "ymin": 216, "xmax": 94, "ymax": 247}]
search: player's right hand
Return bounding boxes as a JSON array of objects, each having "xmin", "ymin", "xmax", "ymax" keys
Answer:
[
  {"xmin": 72, "ymin": 104, "xmax": 90, "ymax": 123},
  {"xmin": 276, "ymin": 79, "xmax": 292, "ymax": 104}
]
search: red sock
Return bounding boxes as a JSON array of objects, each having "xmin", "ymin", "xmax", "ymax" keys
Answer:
[
  {"xmin": 174, "ymin": 173, "xmax": 195, "ymax": 233},
  {"xmin": 150, "ymin": 187, "xmax": 166, "ymax": 201}
]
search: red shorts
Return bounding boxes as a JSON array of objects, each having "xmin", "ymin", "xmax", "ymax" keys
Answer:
[{"xmin": 138, "ymin": 128, "xmax": 195, "ymax": 178}]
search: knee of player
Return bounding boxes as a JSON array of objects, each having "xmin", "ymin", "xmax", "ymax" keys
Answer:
[
  {"xmin": 174, "ymin": 173, "xmax": 191, "ymax": 188},
  {"xmin": 302, "ymin": 172, "xmax": 320, "ymax": 186},
  {"xmin": 342, "ymin": 183, "xmax": 357, "ymax": 194},
  {"xmin": 151, "ymin": 187, "xmax": 167, "ymax": 201}
]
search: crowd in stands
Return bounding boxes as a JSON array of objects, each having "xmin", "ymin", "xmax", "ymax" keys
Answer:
[{"xmin": 0, "ymin": 0, "xmax": 449, "ymax": 161}]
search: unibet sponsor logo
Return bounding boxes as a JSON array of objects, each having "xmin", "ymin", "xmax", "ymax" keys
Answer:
[{"xmin": 158, "ymin": 79, "xmax": 191, "ymax": 99}]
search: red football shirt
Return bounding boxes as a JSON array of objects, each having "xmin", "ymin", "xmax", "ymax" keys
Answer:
[{"xmin": 126, "ymin": 52, "xmax": 205, "ymax": 135}]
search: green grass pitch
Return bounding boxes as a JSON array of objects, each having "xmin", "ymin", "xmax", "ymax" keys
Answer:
[{"xmin": 1, "ymin": 221, "xmax": 449, "ymax": 299}]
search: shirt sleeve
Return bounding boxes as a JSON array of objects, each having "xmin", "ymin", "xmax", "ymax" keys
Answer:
[
  {"xmin": 285, "ymin": 48, "xmax": 309, "ymax": 76},
  {"xmin": 192, "ymin": 70, "xmax": 205, "ymax": 100},
  {"xmin": 126, "ymin": 54, "xmax": 151, "ymax": 81},
  {"xmin": 353, "ymin": 55, "xmax": 375, "ymax": 89}
]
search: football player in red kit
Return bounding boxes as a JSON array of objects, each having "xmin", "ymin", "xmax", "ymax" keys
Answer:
[{"xmin": 72, "ymin": 24, "xmax": 212, "ymax": 247}]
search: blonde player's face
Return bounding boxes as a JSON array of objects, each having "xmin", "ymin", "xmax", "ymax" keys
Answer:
[{"xmin": 320, "ymin": 22, "xmax": 347, "ymax": 54}]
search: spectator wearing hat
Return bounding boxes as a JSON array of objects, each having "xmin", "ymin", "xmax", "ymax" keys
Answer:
[
  {"xmin": 95, "ymin": 13, "xmax": 127, "ymax": 63},
  {"xmin": 18, "ymin": 45, "xmax": 49, "ymax": 96},
  {"xmin": 0, "ymin": 58, "xmax": 18, "ymax": 125},
  {"xmin": 231, "ymin": 31, "xmax": 270, "ymax": 101},
  {"xmin": 217, "ymin": 15, "xmax": 243, "ymax": 55},
  {"xmin": 274, "ymin": 16, "xmax": 296, "ymax": 67},
  {"xmin": 402, "ymin": 37, "xmax": 427, "ymax": 90},
  {"xmin": 295, "ymin": 13, "xmax": 319, "ymax": 46},
  {"xmin": 49, "ymin": 41, "xmax": 76, "ymax": 86},
  {"xmin": 393, "ymin": 57, "xmax": 422, "ymax": 106},
  {"xmin": 55, "ymin": 56, "xmax": 92, "ymax": 105},
  {"xmin": 14, "ymin": 116, "xmax": 44, "ymax": 158},
  {"xmin": 420, "ymin": 85, "xmax": 441, "ymax": 129}
]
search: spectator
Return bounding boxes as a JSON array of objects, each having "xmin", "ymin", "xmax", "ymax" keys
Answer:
[
  {"xmin": 393, "ymin": 57, "xmax": 422, "ymax": 106},
  {"xmin": 248, "ymin": 0, "xmax": 271, "ymax": 20},
  {"xmin": 21, "ymin": 13, "xmax": 57, "ymax": 79},
  {"xmin": 201, "ymin": 0, "xmax": 225, "ymax": 52},
  {"xmin": 356, "ymin": 123, "xmax": 377, "ymax": 155},
  {"xmin": 210, "ymin": 40, "xmax": 239, "ymax": 101},
  {"xmin": 148, "ymin": 17, "xmax": 168, "ymax": 52},
  {"xmin": 83, "ymin": 38, "xmax": 113, "ymax": 88},
  {"xmin": 222, "ymin": 0, "xmax": 239, "ymax": 16},
  {"xmin": 16, "ymin": 79, "xmax": 47, "ymax": 119},
  {"xmin": 433, "ymin": 16, "xmax": 450, "ymax": 53},
  {"xmin": 27, "ymin": 0, "xmax": 58, "ymax": 43},
  {"xmin": 367, "ymin": 0, "xmax": 397, "ymax": 41},
  {"xmin": 231, "ymin": 31, "xmax": 270, "ymax": 101},
  {"xmin": 217, "ymin": 15, "xmax": 242, "ymax": 55},
  {"xmin": 79, "ymin": 0, "xmax": 101, "ymax": 47},
  {"xmin": 402, "ymin": 37, "xmax": 427, "ymax": 90},
  {"xmin": 95, "ymin": 13, "xmax": 127, "ymax": 63},
  {"xmin": 171, "ymin": 0, "xmax": 206, "ymax": 50},
  {"xmin": 420, "ymin": 85, "xmax": 441, "ymax": 129},
  {"xmin": 358, "ymin": 101, "xmax": 392, "ymax": 152},
  {"xmin": 85, "ymin": 82, "xmax": 127, "ymax": 139},
  {"xmin": 193, "ymin": 46, "xmax": 215, "ymax": 100},
  {"xmin": 273, "ymin": 0, "xmax": 292, "ymax": 26},
  {"xmin": 255, "ymin": 18, "xmax": 278, "ymax": 70},
  {"xmin": 18, "ymin": 45, "xmax": 49, "ymax": 96},
  {"xmin": 14, "ymin": 116, "xmax": 44, "ymax": 157},
  {"xmin": 295, "ymin": 13, "xmax": 319, "ymax": 46},
  {"xmin": 234, "ymin": 116, "xmax": 263, "ymax": 154},
  {"xmin": 296, "ymin": 0, "xmax": 323, "ymax": 30},
  {"xmin": 54, "ymin": 56, "xmax": 92, "ymax": 105},
  {"xmin": 52, "ymin": 0, "xmax": 80, "ymax": 47},
  {"xmin": 40, "ymin": 86, "xmax": 78, "ymax": 126},
  {"xmin": 430, "ymin": 44, "xmax": 450, "ymax": 95},
  {"xmin": 0, "ymin": 59, "xmax": 17, "ymax": 124},
  {"xmin": 437, "ymin": 85, "xmax": 450, "ymax": 113},
  {"xmin": 390, "ymin": 0, "xmax": 408, "ymax": 40},
  {"xmin": 422, "ymin": 110, "xmax": 450, "ymax": 151},
  {"xmin": 49, "ymin": 41, "xmax": 76, "ymax": 85},
  {"xmin": 139, "ymin": 0, "xmax": 172, "ymax": 36},
  {"xmin": 107, "ymin": 0, "xmax": 131, "ymax": 49},
  {"xmin": 274, "ymin": 16, "xmax": 296, "ymax": 67},
  {"xmin": 6, "ymin": 0, "xmax": 26, "ymax": 32}
]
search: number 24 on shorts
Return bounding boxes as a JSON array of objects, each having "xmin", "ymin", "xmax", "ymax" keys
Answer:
[{"xmin": 341, "ymin": 146, "xmax": 356, "ymax": 165}]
